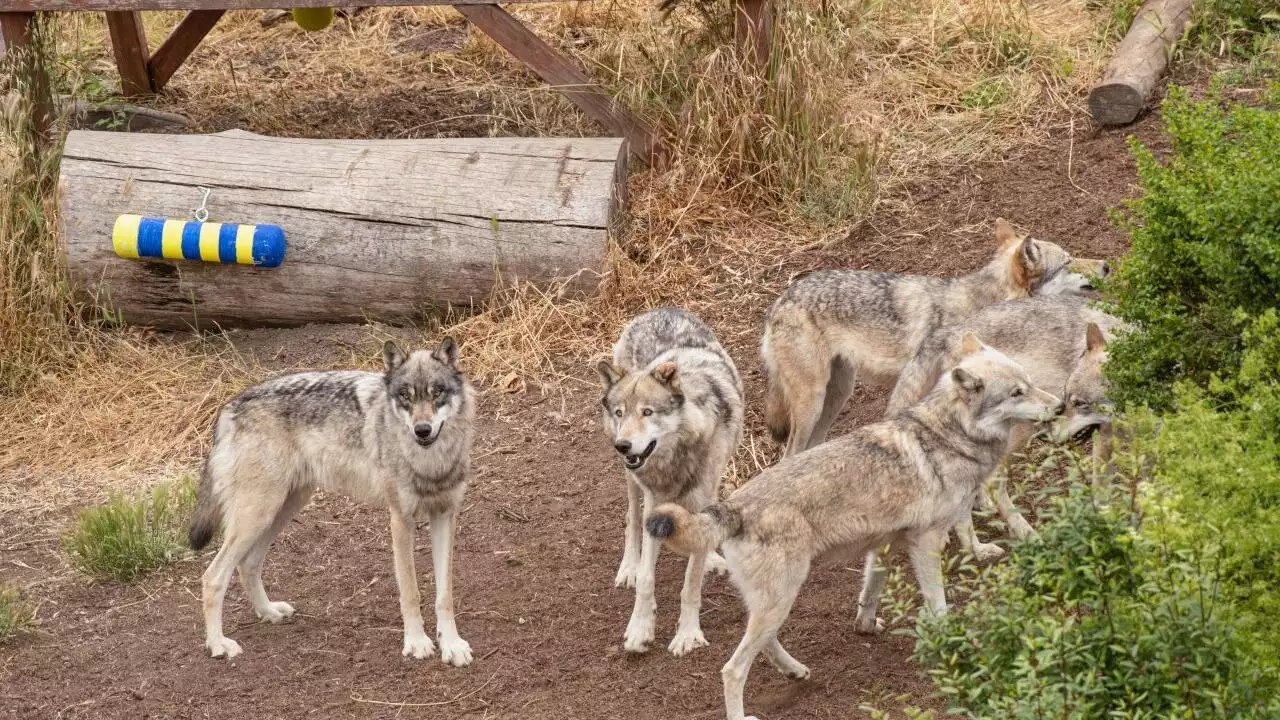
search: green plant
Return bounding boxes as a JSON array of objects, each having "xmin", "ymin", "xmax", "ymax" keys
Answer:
[
  {"xmin": 0, "ymin": 587, "xmax": 36, "ymax": 644},
  {"xmin": 64, "ymin": 475, "xmax": 198, "ymax": 582},
  {"xmin": 1105, "ymin": 87, "xmax": 1280, "ymax": 411},
  {"xmin": 1188, "ymin": 0, "xmax": 1280, "ymax": 57},
  {"xmin": 913, "ymin": 453, "xmax": 1279, "ymax": 718}
]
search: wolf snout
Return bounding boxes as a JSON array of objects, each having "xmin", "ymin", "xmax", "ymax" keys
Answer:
[
  {"xmin": 613, "ymin": 440, "xmax": 632, "ymax": 454},
  {"xmin": 413, "ymin": 422, "xmax": 437, "ymax": 446},
  {"xmin": 1053, "ymin": 401, "xmax": 1066, "ymax": 417}
]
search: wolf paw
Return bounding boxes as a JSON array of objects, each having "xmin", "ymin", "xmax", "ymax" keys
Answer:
[
  {"xmin": 705, "ymin": 552, "xmax": 729, "ymax": 576},
  {"xmin": 783, "ymin": 662, "xmax": 811, "ymax": 681},
  {"xmin": 1008, "ymin": 515, "xmax": 1036, "ymax": 540},
  {"xmin": 255, "ymin": 601, "xmax": 296, "ymax": 624},
  {"xmin": 854, "ymin": 614, "xmax": 885, "ymax": 635},
  {"xmin": 439, "ymin": 634, "xmax": 473, "ymax": 667},
  {"xmin": 614, "ymin": 559, "xmax": 639, "ymax": 589},
  {"xmin": 207, "ymin": 636, "xmax": 243, "ymax": 659},
  {"xmin": 668, "ymin": 628, "xmax": 709, "ymax": 657},
  {"xmin": 623, "ymin": 615, "xmax": 656, "ymax": 653},
  {"xmin": 972, "ymin": 542, "xmax": 1006, "ymax": 561},
  {"xmin": 402, "ymin": 632, "xmax": 436, "ymax": 660}
]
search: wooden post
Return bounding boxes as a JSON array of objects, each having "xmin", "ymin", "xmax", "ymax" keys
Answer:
[
  {"xmin": 455, "ymin": 3, "xmax": 660, "ymax": 165},
  {"xmin": 105, "ymin": 10, "xmax": 153, "ymax": 95},
  {"xmin": 148, "ymin": 9, "xmax": 224, "ymax": 89},
  {"xmin": 734, "ymin": 0, "xmax": 772, "ymax": 67},
  {"xmin": 1, "ymin": 12, "xmax": 53, "ymax": 141},
  {"xmin": 1087, "ymin": 0, "xmax": 1193, "ymax": 126}
]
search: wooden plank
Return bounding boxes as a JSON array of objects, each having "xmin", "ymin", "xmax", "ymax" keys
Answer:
[
  {"xmin": 456, "ymin": 4, "xmax": 658, "ymax": 164},
  {"xmin": 59, "ymin": 130, "xmax": 627, "ymax": 329},
  {"xmin": 4, "ymin": 0, "xmax": 589, "ymax": 11},
  {"xmin": 105, "ymin": 10, "xmax": 152, "ymax": 95},
  {"xmin": 1087, "ymin": 0, "xmax": 1193, "ymax": 126},
  {"xmin": 1, "ymin": 12, "xmax": 34, "ymax": 53},
  {"xmin": 148, "ymin": 9, "xmax": 224, "ymax": 89},
  {"xmin": 733, "ymin": 0, "xmax": 772, "ymax": 66}
]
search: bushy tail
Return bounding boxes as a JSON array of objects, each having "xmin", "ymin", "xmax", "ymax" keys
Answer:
[
  {"xmin": 187, "ymin": 461, "xmax": 222, "ymax": 550},
  {"xmin": 645, "ymin": 502, "xmax": 742, "ymax": 556},
  {"xmin": 762, "ymin": 329, "xmax": 791, "ymax": 445}
]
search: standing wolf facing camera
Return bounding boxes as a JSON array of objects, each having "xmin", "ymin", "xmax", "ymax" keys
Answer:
[
  {"xmin": 762, "ymin": 218, "xmax": 1100, "ymax": 457},
  {"xmin": 596, "ymin": 308, "xmax": 744, "ymax": 656},
  {"xmin": 647, "ymin": 334, "xmax": 1063, "ymax": 720},
  {"xmin": 188, "ymin": 338, "xmax": 476, "ymax": 667}
]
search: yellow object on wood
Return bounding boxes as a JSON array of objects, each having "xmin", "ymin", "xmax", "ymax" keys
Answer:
[{"xmin": 291, "ymin": 7, "xmax": 334, "ymax": 31}]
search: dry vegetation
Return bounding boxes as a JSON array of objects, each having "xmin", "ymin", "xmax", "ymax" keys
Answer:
[{"xmin": 2, "ymin": 1, "xmax": 1121, "ymax": 525}]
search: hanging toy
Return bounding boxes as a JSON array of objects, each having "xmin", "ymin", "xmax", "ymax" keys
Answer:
[
  {"xmin": 291, "ymin": 7, "xmax": 335, "ymax": 31},
  {"xmin": 112, "ymin": 188, "xmax": 286, "ymax": 268}
]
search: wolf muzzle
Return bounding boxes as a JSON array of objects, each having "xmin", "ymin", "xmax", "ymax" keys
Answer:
[{"xmin": 615, "ymin": 438, "xmax": 657, "ymax": 470}]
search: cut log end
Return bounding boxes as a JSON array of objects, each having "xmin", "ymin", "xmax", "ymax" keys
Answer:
[{"xmin": 1087, "ymin": 83, "xmax": 1145, "ymax": 126}]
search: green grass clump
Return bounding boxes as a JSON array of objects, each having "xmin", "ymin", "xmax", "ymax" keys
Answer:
[
  {"xmin": 64, "ymin": 476, "xmax": 197, "ymax": 583},
  {"xmin": 0, "ymin": 587, "xmax": 36, "ymax": 644}
]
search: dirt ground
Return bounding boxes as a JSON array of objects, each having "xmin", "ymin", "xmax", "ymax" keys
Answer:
[{"xmin": 0, "ymin": 97, "xmax": 1167, "ymax": 719}]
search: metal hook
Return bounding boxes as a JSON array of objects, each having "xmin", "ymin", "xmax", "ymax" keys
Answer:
[{"xmin": 194, "ymin": 187, "xmax": 211, "ymax": 223}]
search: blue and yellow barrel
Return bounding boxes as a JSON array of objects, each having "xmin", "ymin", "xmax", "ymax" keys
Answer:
[{"xmin": 112, "ymin": 214, "xmax": 286, "ymax": 268}]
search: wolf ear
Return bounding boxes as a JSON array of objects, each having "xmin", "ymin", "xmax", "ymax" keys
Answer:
[
  {"xmin": 383, "ymin": 340, "xmax": 407, "ymax": 373},
  {"xmin": 1010, "ymin": 236, "xmax": 1041, "ymax": 290},
  {"xmin": 1085, "ymin": 323, "xmax": 1107, "ymax": 354},
  {"xmin": 652, "ymin": 361, "xmax": 680, "ymax": 389},
  {"xmin": 433, "ymin": 336, "xmax": 459, "ymax": 368},
  {"xmin": 596, "ymin": 359, "xmax": 622, "ymax": 389},
  {"xmin": 951, "ymin": 367, "xmax": 985, "ymax": 394},
  {"xmin": 959, "ymin": 330, "xmax": 984, "ymax": 356},
  {"xmin": 995, "ymin": 218, "xmax": 1020, "ymax": 249}
]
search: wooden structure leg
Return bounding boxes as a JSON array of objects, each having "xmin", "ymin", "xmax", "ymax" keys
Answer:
[
  {"xmin": 105, "ymin": 10, "xmax": 152, "ymax": 95},
  {"xmin": 0, "ymin": 11, "xmax": 53, "ymax": 140},
  {"xmin": 149, "ymin": 10, "xmax": 224, "ymax": 89},
  {"xmin": 734, "ymin": 0, "xmax": 772, "ymax": 66},
  {"xmin": 456, "ymin": 4, "xmax": 661, "ymax": 164}
]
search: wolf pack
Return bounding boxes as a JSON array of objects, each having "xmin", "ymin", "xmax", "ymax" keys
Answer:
[{"xmin": 187, "ymin": 218, "xmax": 1122, "ymax": 719}]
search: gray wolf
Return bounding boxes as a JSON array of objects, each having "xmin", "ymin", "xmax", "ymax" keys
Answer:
[
  {"xmin": 647, "ymin": 333, "xmax": 1063, "ymax": 720},
  {"xmin": 188, "ymin": 338, "xmax": 475, "ymax": 666},
  {"xmin": 596, "ymin": 307, "xmax": 744, "ymax": 656},
  {"xmin": 762, "ymin": 218, "xmax": 1094, "ymax": 457},
  {"xmin": 885, "ymin": 296, "xmax": 1123, "ymax": 559},
  {"xmin": 1061, "ymin": 322, "xmax": 1117, "ymax": 487}
]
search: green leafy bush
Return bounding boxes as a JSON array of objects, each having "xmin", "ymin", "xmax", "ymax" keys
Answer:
[
  {"xmin": 1106, "ymin": 87, "xmax": 1280, "ymax": 411},
  {"xmin": 1188, "ymin": 0, "xmax": 1280, "ymax": 56},
  {"xmin": 64, "ymin": 476, "xmax": 196, "ymax": 582},
  {"xmin": 914, "ymin": 462, "xmax": 1279, "ymax": 719}
]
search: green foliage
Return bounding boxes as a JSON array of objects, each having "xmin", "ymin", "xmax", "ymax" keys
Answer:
[
  {"xmin": 914, "ymin": 458, "xmax": 1279, "ymax": 719},
  {"xmin": 1105, "ymin": 87, "xmax": 1280, "ymax": 410},
  {"xmin": 1188, "ymin": 0, "xmax": 1280, "ymax": 57},
  {"xmin": 0, "ymin": 587, "xmax": 36, "ymax": 644},
  {"xmin": 64, "ymin": 476, "xmax": 197, "ymax": 582}
]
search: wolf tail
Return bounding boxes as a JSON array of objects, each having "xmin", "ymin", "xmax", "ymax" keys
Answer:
[
  {"xmin": 187, "ymin": 458, "xmax": 223, "ymax": 550},
  {"xmin": 762, "ymin": 329, "xmax": 791, "ymax": 445},
  {"xmin": 646, "ymin": 502, "xmax": 742, "ymax": 556}
]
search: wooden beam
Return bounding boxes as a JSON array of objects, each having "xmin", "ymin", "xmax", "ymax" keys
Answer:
[
  {"xmin": 1, "ymin": 12, "xmax": 34, "ymax": 53},
  {"xmin": 455, "ymin": 4, "xmax": 659, "ymax": 165},
  {"xmin": 2, "ymin": 0, "xmax": 587, "ymax": 11},
  {"xmin": 148, "ymin": 9, "xmax": 224, "ymax": 89},
  {"xmin": 733, "ymin": 0, "xmax": 772, "ymax": 67},
  {"xmin": 105, "ymin": 10, "xmax": 152, "ymax": 95}
]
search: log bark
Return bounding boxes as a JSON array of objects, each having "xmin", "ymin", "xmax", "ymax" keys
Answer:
[
  {"xmin": 60, "ymin": 129, "xmax": 626, "ymax": 329},
  {"xmin": 1087, "ymin": 0, "xmax": 1193, "ymax": 126}
]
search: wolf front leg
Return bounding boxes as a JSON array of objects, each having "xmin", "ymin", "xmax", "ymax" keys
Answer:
[
  {"xmin": 907, "ymin": 527, "xmax": 950, "ymax": 616},
  {"xmin": 388, "ymin": 505, "xmax": 434, "ymax": 659},
  {"xmin": 430, "ymin": 508, "xmax": 473, "ymax": 667},
  {"xmin": 614, "ymin": 475, "xmax": 643, "ymax": 588},
  {"xmin": 853, "ymin": 549, "xmax": 887, "ymax": 634},
  {"xmin": 668, "ymin": 549, "xmax": 710, "ymax": 656},
  {"xmin": 623, "ymin": 489, "xmax": 659, "ymax": 653}
]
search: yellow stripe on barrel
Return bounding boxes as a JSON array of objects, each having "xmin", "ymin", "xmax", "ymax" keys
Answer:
[
  {"xmin": 112, "ymin": 214, "xmax": 142, "ymax": 259},
  {"xmin": 235, "ymin": 223, "xmax": 255, "ymax": 265},
  {"xmin": 199, "ymin": 222, "xmax": 222, "ymax": 262},
  {"xmin": 161, "ymin": 219, "xmax": 186, "ymax": 260}
]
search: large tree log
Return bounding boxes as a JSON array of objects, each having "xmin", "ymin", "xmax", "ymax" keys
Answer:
[
  {"xmin": 1087, "ymin": 0, "xmax": 1193, "ymax": 126},
  {"xmin": 60, "ymin": 130, "xmax": 625, "ymax": 329}
]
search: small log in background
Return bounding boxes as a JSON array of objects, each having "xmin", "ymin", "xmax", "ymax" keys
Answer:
[
  {"xmin": 1087, "ymin": 0, "xmax": 1194, "ymax": 126},
  {"xmin": 60, "ymin": 130, "xmax": 626, "ymax": 329}
]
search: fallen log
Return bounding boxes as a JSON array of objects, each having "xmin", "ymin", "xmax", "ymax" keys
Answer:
[
  {"xmin": 1087, "ymin": 0, "xmax": 1193, "ymax": 126},
  {"xmin": 59, "ymin": 129, "xmax": 625, "ymax": 329}
]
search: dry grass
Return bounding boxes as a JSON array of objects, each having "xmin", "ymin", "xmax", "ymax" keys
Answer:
[{"xmin": 0, "ymin": 0, "xmax": 1124, "ymax": 516}]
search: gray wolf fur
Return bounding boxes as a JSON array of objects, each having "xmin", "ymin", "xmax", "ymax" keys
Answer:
[
  {"xmin": 885, "ymin": 295, "xmax": 1123, "ymax": 559},
  {"xmin": 762, "ymin": 218, "xmax": 1094, "ymax": 457},
  {"xmin": 596, "ymin": 307, "xmax": 744, "ymax": 656},
  {"xmin": 647, "ymin": 334, "xmax": 1063, "ymax": 720},
  {"xmin": 1061, "ymin": 322, "xmax": 1117, "ymax": 487},
  {"xmin": 188, "ymin": 337, "xmax": 476, "ymax": 666}
]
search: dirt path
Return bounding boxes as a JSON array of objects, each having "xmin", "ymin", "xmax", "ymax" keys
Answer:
[{"xmin": 0, "ymin": 112, "xmax": 1163, "ymax": 719}]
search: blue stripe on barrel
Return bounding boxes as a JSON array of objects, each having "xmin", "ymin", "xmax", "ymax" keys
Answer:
[
  {"xmin": 251, "ymin": 224, "xmax": 286, "ymax": 267},
  {"xmin": 137, "ymin": 217, "xmax": 165, "ymax": 258},
  {"xmin": 180, "ymin": 221, "xmax": 203, "ymax": 260},
  {"xmin": 218, "ymin": 224, "xmax": 239, "ymax": 264}
]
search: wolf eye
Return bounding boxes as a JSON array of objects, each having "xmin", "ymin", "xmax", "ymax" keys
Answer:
[
  {"xmin": 642, "ymin": 408, "xmax": 653, "ymax": 417},
  {"xmin": 1011, "ymin": 388, "xmax": 1024, "ymax": 398},
  {"xmin": 614, "ymin": 408, "xmax": 623, "ymax": 418},
  {"xmin": 399, "ymin": 388, "xmax": 412, "ymax": 401}
]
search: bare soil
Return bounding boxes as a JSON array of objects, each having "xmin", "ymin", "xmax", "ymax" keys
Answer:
[{"xmin": 1, "ymin": 110, "xmax": 1164, "ymax": 719}]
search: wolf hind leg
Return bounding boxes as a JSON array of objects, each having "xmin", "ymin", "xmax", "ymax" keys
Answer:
[
  {"xmin": 239, "ymin": 487, "xmax": 312, "ymax": 623},
  {"xmin": 721, "ymin": 553, "xmax": 809, "ymax": 720},
  {"xmin": 809, "ymin": 356, "xmax": 857, "ymax": 449},
  {"xmin": 854, "ymin": 549, "xmax": 888, "ymax": 634},
  {"xmin": 775, "ymin": 343, "xmax": 831, "ymax": 458}
]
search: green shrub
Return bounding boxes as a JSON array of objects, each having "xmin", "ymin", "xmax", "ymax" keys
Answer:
[
  {"xmin": 64, "ymin": 476, "xmax": 197, "ymax": 582},
  {"xmin": 1188, "ymin": 0, "xmax": 1280, "ymax": 56},
  {"xmin": 0, "ymin": 587, "xmax": 36, "ymax": 644},
  {"xmin": 914, "ymin": 458, "xmax": 1279, "ymax": 718},
  {"xmin": 1106, "ymin": 87, "xmax": 1280, "ymax": 410}
]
